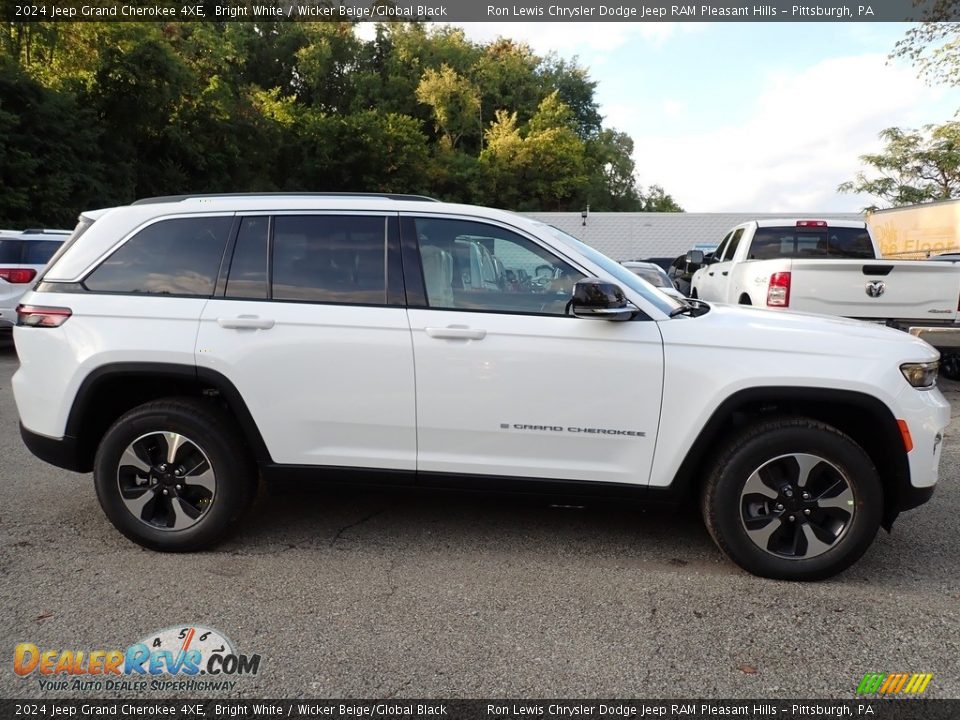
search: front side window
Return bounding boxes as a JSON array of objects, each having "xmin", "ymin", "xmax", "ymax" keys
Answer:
[
  {"xmin": 712, "ymin": 232, "xmax": 732, "ymax": 262},
  {"xmin": 271, "ymin": 215, "xmax": 387, "ymax": 305},
  {"xmin": 413, "ymin": 218, "xmax": 584, "ymax": 315},
  {"xmin": 722, "ymin": 228, "xmax": 744, "ymax": 261},
  {"xmin": 85, "ymin": 216, "xmax": 232, "ymax": 296}
]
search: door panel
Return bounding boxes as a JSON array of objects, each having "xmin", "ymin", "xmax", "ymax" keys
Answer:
[
  {"xmin": 196, "ymin": 213, "xmax": 416, "ymax": 470},
  {"xmin": 403, "ymin": 214, "xmax": 664, "ymax": 485},
  {"xmin": 197, "ymin": 301, "xmax": 416, "ymax": 468},
  {"xmin": 409, "ymin": 309, "xmax": 663, "ymax": 484}
]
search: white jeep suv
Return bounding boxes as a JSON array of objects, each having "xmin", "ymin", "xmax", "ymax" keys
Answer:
[{"xmin": 12, "ymin": 194, "xmax": 950, "ymax": 580}]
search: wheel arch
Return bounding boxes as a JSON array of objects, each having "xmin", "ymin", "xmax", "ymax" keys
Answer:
[
  {"xmin": 668, "ymin": 386, "xmax": 911, "ymax": 530},
  {"xmin": 65, "ymin": 363, "xmax": 272, "ymax": 473}
]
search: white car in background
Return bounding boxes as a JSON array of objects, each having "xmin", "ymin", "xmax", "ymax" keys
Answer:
[
  {"xmin": 0, "ymin": 229, "xmax": 70, "ymax": 328},
  {"xmin": 621, "ymin": 260, "xmax": 687, "ymax": 301}
]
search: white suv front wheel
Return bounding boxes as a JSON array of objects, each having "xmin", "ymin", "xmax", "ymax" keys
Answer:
[
  {"xmin": 700, "ymin": 417, "xmax": 883, "ymax": 581},
  {"xmin": 93, "ymin": 398, "xmax": 257, "ymax": 551}
]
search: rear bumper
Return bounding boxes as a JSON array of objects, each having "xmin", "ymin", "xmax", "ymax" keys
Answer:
[
  {"xmin": 20, "ymin": 423, "xmax": 84, "ymax": 472},
  {"xmin": 906, "ymin": 325, "xmax": 960, "ymax": 349}
]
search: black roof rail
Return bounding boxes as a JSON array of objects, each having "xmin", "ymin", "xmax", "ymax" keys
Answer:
[
  {"xmin": 131, "ymin": 192, "xmax": 440, "ymax": 205},
  {"xmin": 22, "ymin": 228, "xmax": 70, "ymax": 234}
]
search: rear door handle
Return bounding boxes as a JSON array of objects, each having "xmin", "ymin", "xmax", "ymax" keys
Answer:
[
  {"xmin": 722, "ymin": 271, "xmax": 729, "ymax": 276},
  {"xmin": 708, "ymin": 271, "xmax": 715, "ymax": 276},
  {"xmin": 425, "ymin": 326, "xmax": 486, "ymax": 340},
  {"xmin": 217, "ymin": 315, "xmax": 275, "ymax": 330}
]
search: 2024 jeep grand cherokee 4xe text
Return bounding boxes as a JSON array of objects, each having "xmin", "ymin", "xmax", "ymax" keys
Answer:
[{"xmin": 12, "ymin": 194, "xmax": 950, "ymax": 580}]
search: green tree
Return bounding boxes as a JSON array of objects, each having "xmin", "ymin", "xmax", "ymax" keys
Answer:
[
  {"xmin": 639, "ymin": 185, "xmax": 684, "ymax": 212},
  {"xmin": 893, "ymin": 18, "xmax": 960, "ymax": 88},
  {"xmin": 0, "ymin": 57, "xmax": 104, "ymax": 226},
  {"xmin": 415, "ymin": 63, "xmax": 480, "ymax": 149},
  {"xmin": 479, "ymin": 95, "xmax": 588, "ymax": 210},
  {"xmin": 583, "ymin": 129, "xmax": 643, "ymax": 211},
  {"xmin": 838, "ymin": 123, "xmax": 960, "ymax": 209}
]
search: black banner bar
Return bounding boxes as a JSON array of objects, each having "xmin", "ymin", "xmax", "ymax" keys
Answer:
[
  {"xmin": 4, "ymin": 0, "xmax": 959, "ymax": 23},
  {"xmin": 3, "ymin": 700, "xmax": 960, "ymax": 720}
]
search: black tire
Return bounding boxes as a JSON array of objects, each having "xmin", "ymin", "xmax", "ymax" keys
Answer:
[
  {"xmin": 700, "ymin": 417, "xmax": 882, "ymax": 581},
  {"xmin": 739, "ymin": 294, "xmax": 752, "ymax": 305},
  {"xmin": 940, "ymin": 352, "xmax": 960, "ymax": 381},
  {"xmin": 690, "ymin": 288, "xmax": 699, "ymax": 299},
  {"xmin": 93, "ymin": 397, "xmax": 258, "ymax": 551}
]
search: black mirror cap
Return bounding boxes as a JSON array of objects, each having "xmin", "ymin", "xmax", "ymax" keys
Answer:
[
  {"xmin": 686, "ymin": 250, "xmax": 704, "ymax": 266},
  {"xmin": 570, "ymin": 279, "xmax": 636, "ymax": 321}
]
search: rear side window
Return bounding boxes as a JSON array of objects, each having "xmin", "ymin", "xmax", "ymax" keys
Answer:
[
  {"xmin": 272, "ymin": 215, "xmax": 387, "ymax": 305},
  {"xmin": 0, "ymin": 240, "xmax": 23, "ymax": 263},
  {"xmin": 225, "ymin": 217, "xmax": 269, "ymax": 299},
  {"xmin": 85, "ymin": 217, "xmax": 232, "ymax": 296},
  {"xmin": 749, "ymin": 227, "xmax": 874, "ymax": 260},
  {"xmin": 22, "ymin": 241, "xmax": 63, "ymax": 264}
]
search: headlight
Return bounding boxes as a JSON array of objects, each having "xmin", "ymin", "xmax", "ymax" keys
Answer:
[{"xmin": 901, "ymin": 361, "xmax": 938, "ymax": 389}]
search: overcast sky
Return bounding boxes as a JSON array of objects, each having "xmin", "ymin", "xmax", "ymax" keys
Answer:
[{"xmin": 447, "ymin": 22, "xmax": 960, "ymax": 213}]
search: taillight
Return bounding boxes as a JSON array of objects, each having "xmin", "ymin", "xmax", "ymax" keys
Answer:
[
  {"xmin": 0, "ymin": 268, "xmax": 37, "ymax": 284},
  {"xmin": 796, "ymin": 220, "xmax": 827, "ymax": 228},
  {"xmin": 767, "ymin": 272, "xmax": 791, "ymax": 307},
  {"xmin": 16, "ymin": 304, "xmax": 72, "ymax": 328}
]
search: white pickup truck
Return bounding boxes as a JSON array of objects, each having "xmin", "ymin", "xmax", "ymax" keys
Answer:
[{"xmin": 688, "ymin": 219, "xmax": 960, "ymax": 362}]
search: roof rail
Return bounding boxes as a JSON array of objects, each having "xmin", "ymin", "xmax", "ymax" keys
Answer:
[
  {"xmin": 22, "ymin": 228, "xmax": 71, "ymax": 234},
  {"xmin": 131, "ymin": 192, "xmax": 440, "ymax": 205}
]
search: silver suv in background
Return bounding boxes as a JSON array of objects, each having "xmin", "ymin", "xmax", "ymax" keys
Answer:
[{"xmin": 0, "ymin": 229, "xmax": 70, "ymax": 327}]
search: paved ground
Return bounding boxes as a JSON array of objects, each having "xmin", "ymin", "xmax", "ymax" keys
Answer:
[{"xmin": 0, "ymin": 330, "xmax": 958, "ymax": 700}]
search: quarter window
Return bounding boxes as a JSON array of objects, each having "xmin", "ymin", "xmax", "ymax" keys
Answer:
[
  {"xmin": 413, "ymin": 218, "xmax": 584, "ymax": 315},
  {"xmin": 225, "ymin": 217, "xmax": 269, "ymax": 299},
  {"xmin": 271, "ymin": 215, "xmax": 387, "ymax": 305},
  {"xmin": 85, "ymin": 217, "xmax": 232, "ymax": 296}
]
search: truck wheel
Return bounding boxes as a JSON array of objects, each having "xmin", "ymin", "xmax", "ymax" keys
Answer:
[
  {"xmin": 700, "ymin": 417, "xmax": 881, "ymax": 581},
  {"xmin": 690, "ymin": 289, "xmax": 699, "ymax": 299},
  {"xmin": 739, "ymin": 294, "xmax": 751, "ymax": 305},
  {"xmin": 940, "ymin": 352, "xmax": 960, "ymax": 381},
  {"xmin": 93, "ymin": 398, "xmax": 258, "ymax": 552}
]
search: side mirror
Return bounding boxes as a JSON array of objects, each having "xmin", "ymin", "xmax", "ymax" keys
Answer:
[
  {"xmin": 569, "ymin": 279, "xmax": 636, "ymax": 321},
  {"xmin": 686, "ymin": 250, "xmax": 704, "ymax": 265}
]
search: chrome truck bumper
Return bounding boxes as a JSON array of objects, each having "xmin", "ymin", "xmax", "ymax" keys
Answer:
[{"xmin": 907, "ymin": 326, "xmax": 960, "ymax": 349}]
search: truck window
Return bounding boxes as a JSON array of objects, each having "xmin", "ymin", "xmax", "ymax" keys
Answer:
[
  {"xmin": 712, "ymin": 232, "xmax": 732, "ymax": 261},
  {"xmin": 748, "ymin": 227, "xmax": 874, "ymax": 260},
  {"xmin": 722, "ymin": 229, "xmax": 744, "ymax": 261}
]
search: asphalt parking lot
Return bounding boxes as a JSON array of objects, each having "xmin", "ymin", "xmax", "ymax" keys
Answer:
[{"xmin": 0, "ymin": 330, "xmax": 958, "ymax": 700}]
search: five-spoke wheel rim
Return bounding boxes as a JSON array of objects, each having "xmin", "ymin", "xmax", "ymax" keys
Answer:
[
  {"xmin": 116, "ymin": 432, "xmax": 216, "ymax": 531},
  {"xmin": 739, "ymin": 453, "xmax": 855, "ymax": 560}
]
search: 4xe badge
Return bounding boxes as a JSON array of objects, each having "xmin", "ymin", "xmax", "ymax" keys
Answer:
[{"xmin": 13, "ymin": 624, "xmax": 261, "ymax": 693}]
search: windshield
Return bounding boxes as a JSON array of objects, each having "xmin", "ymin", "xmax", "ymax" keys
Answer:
[
  {"xmin": 628, "ymin": 266, "xmax": 672, "ymax": 288},
  {"xmin": 539, "ymin": 224, "xmax": 684, "ymax": 315}
]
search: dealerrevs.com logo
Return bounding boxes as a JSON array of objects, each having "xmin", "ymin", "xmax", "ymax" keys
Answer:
[{"xmin": 14, "ymin": 625, "xmax": 261, "ymax": 692}]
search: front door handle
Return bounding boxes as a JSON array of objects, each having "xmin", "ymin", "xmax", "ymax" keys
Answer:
[
  {"xmin": 708, "ymin": 271, "xmax": 715, "ymax": 276},
  {"xmin": 217, "ymin": 315, "xmax": 275, "ymax": 330},
  {"xmin": 425, "ymin": 326, "xmax": 487, "ymax": 341},
  {"xmin": 722, "ymin": 271, "xmax": 729, "ymax": 276}
]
